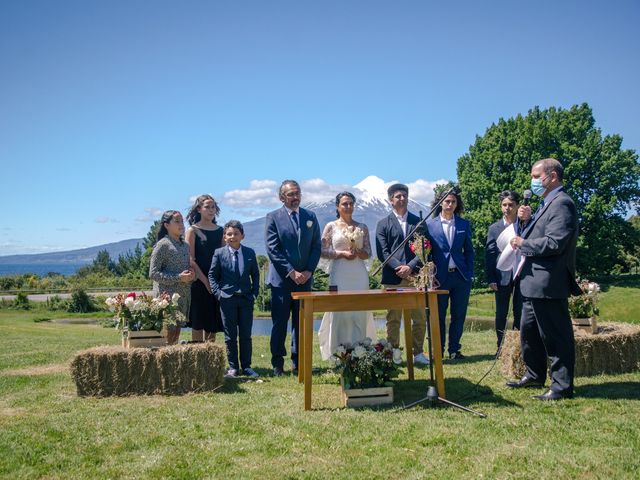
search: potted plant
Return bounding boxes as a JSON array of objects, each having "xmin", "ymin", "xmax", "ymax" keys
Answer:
[
  {"xmin": 105, "ymin": 292, "xmax": 185, "ymax": 347},
  {"xmin": 332, "ymin": 338, "xmax": 400, "ymax": 407},
  {"xmin": 569, "ymin": 279, "xmax": 600, "ymax": 333}
]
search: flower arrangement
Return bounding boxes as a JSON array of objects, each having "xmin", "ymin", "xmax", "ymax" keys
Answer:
[
  {"xmin": 342, "ymin": 225, "xmax": 365, "ymax": 249},
  {"xmin": 105, "ymin": 292, "xmax": 184, "ymax": 332},
  {"xmin": 568, "ymin": 279, "xmax": 600, "ymax": 319},
  {"xmin": 409, "ymin": 234, "xmax": 439, "ymax": 290},
  {"xmin": 332, "ymin": 338, "xmax": 400, "ymax": 389}
]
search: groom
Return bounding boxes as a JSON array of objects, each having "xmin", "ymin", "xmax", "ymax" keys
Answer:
[{"xmin": 265, "ymin": 180, "xmax": 322, "ymax": 376}]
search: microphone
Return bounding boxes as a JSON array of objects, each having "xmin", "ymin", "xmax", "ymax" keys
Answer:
[{"xmin": 523, "ymin": 189, "xmax": 532, "ymax": 206}]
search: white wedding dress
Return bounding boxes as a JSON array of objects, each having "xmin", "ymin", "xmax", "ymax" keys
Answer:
[{"xmin": 318, "ymin": 221, "xmax": 377, "ymax": 360}]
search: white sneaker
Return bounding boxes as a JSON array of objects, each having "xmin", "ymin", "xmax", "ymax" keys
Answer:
[
  {"xmin": 413, "ymin": 352, "xmax": 430, "ymax": 365},
  {"xmin": 392, "ymin": 348, "xmax": 402, "ymax": 365}
]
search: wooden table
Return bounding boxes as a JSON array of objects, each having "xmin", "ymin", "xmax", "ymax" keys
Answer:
[{"xmin": 291, "ymin": 289, "xmax": 447, "ymax": 410}]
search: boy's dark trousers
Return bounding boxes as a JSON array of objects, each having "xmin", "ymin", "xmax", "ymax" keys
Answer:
[{"xmin": 219, "ymin": 293, "xmax": 254, "ymax": 371}]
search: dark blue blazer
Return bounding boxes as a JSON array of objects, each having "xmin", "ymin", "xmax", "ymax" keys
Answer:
[
  {"xmin": 208, "ymin": 245, "xmax": 260, "ymax": 299},
  {"xmin": 375, "ymin": 211, "xmax": 423, "ymax": 285},
  {"xmin": 426, "ymin": 215, "xmax": 474, "ymax": 283},
  {"xmin": 264, "ymin": 206, "xmax": 321, "ymax": 289},
  {"xmin": 518, "ymin": 189, "xmax": 581, "ymax": 299},
  {"xmin": 485, "ymin": 219, "xmax": 515, "ymax": 286}
]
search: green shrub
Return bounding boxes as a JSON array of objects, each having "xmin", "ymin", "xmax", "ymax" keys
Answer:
[
  {"xmin": 46, "ymin": 295, "xmax": 68, "ymax": 311},
  {"xmin": 13, "ymin": 292, "xmax": 31, "ymax": 310},
  {"xmin": 67, "ymin": 288, "xmax": 96, "ymax": 313}
]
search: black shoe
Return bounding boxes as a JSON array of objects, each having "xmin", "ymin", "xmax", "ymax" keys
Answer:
[
  {"xmin": 449, "ymin": 351, "xmax": 466, "ymax": 360},
  {"xmin": 273, "ymin": 367, "xmax": 284, "ymax": 377},
  {"xmin": 533, "ymin": 389, "xmax": 573, "ymax": 401},
  {"xmin": 506, "ymin": 376, "xmax": 544, "ymax": 389}
]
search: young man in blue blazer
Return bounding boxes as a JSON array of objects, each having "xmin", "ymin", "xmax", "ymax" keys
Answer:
[
  {"xmin": 426, "ymin": 189, "xmax": 474, "ymax": 360},
  {"xmin": 209, "ymin": 220, "xmax": 260, "ymax": 378}
]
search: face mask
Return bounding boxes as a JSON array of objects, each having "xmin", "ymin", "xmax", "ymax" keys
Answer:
[{"xmin": 530, "ymin": 175, "xmax": 548, "ymax": 196}]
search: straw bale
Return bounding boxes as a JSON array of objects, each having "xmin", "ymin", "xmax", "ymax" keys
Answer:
[
  {"xmin": 70, "ymin": 342, "xmax": 226, "ymax": 396},
  {"xmin": 500, "ymin": 322, "xmax": 640, "ymax": 379}
]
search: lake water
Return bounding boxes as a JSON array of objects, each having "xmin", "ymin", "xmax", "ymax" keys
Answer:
[{"xmin": 0, "ymin": 264, "xmax": 84, "ymax": 277}]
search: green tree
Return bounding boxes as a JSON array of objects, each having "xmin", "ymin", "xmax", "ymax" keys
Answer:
[{"xmin": 457, "ymin": 103, "xmax": 640, "ymax": 279}]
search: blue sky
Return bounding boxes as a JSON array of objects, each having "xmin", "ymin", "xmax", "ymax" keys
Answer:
[{"xmin": 1, "ymin": 0, "xmax": 638, "ymax": 255}]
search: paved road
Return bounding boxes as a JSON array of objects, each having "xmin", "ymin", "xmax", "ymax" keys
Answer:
[{"xmin": 0, "ymin": 291, "xmax": 153, "ymax": 302}]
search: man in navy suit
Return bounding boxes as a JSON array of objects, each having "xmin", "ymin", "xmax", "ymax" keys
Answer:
[
  {"xmin": 265, "ymin": 180, "xmax": 321, "ymax": 376},
  {"xmin": 375, "ymin": 183, "xmax": 429, "ymax": 366},
  {"xmin": 209, "ymin": 220, "xmax": 261, "ymax": 378},
  {"xmin": 426, "ymin": 189, "xmax": 474, "ymax": 360},
  {"xmin": 508, "ymin": 158, "xmax": 580, "ymax": 400},
  {"xmin": 485, "ymin": 190, "xmax": 523, "ymax": 354}
]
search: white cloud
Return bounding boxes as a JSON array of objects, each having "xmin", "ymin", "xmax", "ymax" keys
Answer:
[
  {"xmin": 222, "ymin": 180, "xmax": 280, "ymax": 208},
  {"xmin": 407, "ymin": 178, "xmax": 449, "ymax": 206},
  {"xmin": 135, "ymin": 208, "xmax": 163, "ymax": 223},
  {"xmin": 95, "ymin": 217, "xmax": 119, "ymax": 224}
]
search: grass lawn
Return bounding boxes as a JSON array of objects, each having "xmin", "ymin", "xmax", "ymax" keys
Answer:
[{"xmin": 1, "ymin": 308, "xmax": 639, "ymax": 480}]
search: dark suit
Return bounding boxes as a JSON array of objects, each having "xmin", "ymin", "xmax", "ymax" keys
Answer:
[
  {"xmin": 375, "ymin": 211, "xmax": 426, "ymax": 353},
  {"xmin": 485, "ymin": 219, "xmax": 522, "ymax": 349},
  {"xmin": 265, "ymin": 206, "xmax": 321, "ymax": 370},
  {"xmin": 517, "ymin": 187, "xmax": 580, "ymax": 396},
  {"xmin": 209, "ymin": 245, "xmax": 260, "ymax": 370},
  {"xmin": 426, "ymin": 215, "xmax": 474, "ymax": 355}
]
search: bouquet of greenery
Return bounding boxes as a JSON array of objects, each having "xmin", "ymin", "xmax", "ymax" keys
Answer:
[
  {"xmin": 332, "ymin": 338, "xmax": 400, "ymax": 389},
  {"xmin": 105, "ymin": 292, "xmax": 184, "ymax": 332},
  {"xmin": 568, "ymin": 279, "xmax": 600, "ymax": 319}
]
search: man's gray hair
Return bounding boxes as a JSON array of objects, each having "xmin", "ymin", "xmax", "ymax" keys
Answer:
[{"xmin": 279, "ymin": 179, "xmax": 301, "ymax": 197}]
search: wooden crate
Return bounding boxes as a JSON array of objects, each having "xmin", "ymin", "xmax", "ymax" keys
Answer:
[
  {"xmin": 572, "ymin": 317, "xmax": 598, "ymax": 334},
  {"xmin": 341, "ymin": 386, "xmax": 393, "ymax": 407},
  {"xmin": 123, "ymin": 330, "xmax": 166, "ymax": 348}
]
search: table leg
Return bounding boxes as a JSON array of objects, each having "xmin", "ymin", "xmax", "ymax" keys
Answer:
[
  {"xmin": 304, "ymin": 300, "xmax": 314, "ymax": 410},
  {"xmin": 402, "ymin": 309, "xmax": 414, "ymax": 381},
  {"xmin": 428, "ymin": 293, "xmax": 446, "ymax": 397},
  {"xmin": 298, "ymin": 301, "xmax": 304, "ymax": 383}
]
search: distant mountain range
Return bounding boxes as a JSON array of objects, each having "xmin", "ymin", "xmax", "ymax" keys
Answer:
[{"xmin": 0, "ymin": 176, "xmax": 435, "ymax": 274}]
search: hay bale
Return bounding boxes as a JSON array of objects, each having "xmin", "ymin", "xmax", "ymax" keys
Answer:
[
  {"xmin": 499, "ymin": 322, "xmax": 640, "ymax": 379},
  {"xmin": 70, "ymin": 342, "xmax": 226, "ymax": 396}
]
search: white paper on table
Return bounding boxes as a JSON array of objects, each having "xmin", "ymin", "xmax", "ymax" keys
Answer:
[{"xmin": 496, "ymin": 224, "xmax": 517, "ymax": 271}]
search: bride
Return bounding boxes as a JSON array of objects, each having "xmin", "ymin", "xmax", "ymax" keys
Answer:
[{"xmin": 318, "ymin": 191, "xmax": 377, "ymax": 360}]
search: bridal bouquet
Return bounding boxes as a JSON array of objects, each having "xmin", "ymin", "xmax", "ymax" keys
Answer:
[
  {"xmin": 105, "ymin": 292, "xmax": 184, "ymax": 332},
  {"xmin": 332, "ymin": 338, "xmax": 399, "ymax": 389},
  {"xmin": 342, "ymin": 225, "xmax": 365, "ymax": 249}
]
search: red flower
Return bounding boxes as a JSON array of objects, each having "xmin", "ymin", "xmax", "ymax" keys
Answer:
[
  {"xmin": 374, "ymin": 344, "xmax": 384, "ymax": 352},
  {"xmin": 423, "ymin": 239, "xmax": 431, "ymax": 250},
  {"xmin": 409, "ymin": 243, "xmax": 416, "ymax": 253},
  {"xmin": 127, "ymin": 292, "xmax": 137, "ymax": 299}
]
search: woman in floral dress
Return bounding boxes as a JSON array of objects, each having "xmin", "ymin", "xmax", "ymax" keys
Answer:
[{"xmin": 149, "ymin": 210, "xmax": 195, "ymax": 344}]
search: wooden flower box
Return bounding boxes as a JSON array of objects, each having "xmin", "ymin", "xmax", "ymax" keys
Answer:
[
  {"xmin": 341, "ymin": 386, "xmax": 394, "ymax": 407},
  {"xmin": 572, "ymin": 317, "xmax": 598, "ymax": 334},
  {"xmin": 122, "ymin": 330, "xmax": 166, "ymax": 348}
]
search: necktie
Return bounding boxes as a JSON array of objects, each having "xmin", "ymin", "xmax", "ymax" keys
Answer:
[
  {"xmin": 533, "ymin": 199, "xmax": 545, "ymax": 221},
  {"xmin": 234, "ymin": 250, "xmax": 240, "ymax": 276},
  {"xmin": 291, "ymin": 211, "xmax": 300, "ymax": 230}
]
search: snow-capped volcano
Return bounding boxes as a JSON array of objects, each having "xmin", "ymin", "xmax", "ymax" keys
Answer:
[{"xmin": 242, "ymin": 176, "xmax": 438, "ymax": 255}]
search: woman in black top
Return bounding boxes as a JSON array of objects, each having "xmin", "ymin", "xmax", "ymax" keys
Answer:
[{"xmin": 185, "ymin": 195, "xmax": 224, "ymax": 342}]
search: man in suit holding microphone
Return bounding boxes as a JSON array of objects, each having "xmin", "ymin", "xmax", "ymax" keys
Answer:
[
  {"xmin": 508, "ymin": 158, "xmax": 581, "ymax": 400},
  {"xmin": 265, "ymin": 180, "xmax": 322, "ymax": 376}
]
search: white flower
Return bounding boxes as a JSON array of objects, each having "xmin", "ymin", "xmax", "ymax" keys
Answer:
[
  {"xmin": 353, "ymin": 346, "xmax": 366, "ymax": 359},
  {"xmin": 171, "ymin": 293, "xmax": 180, "ymax": 305},
  {"xmin": 378, "ymin": 338, "xmax": 388, "ymax": 347},
  {"xmin": 132, "ymin": 300, "xmax": 144, "ymax": 311},
  {"xmin": 362, "ymin": 337, "xmax": 372, "ymax": 347},
  {"xmin": 124, "ymin": 297, "xmax": 135, "ymax": 309},
  {"xmin": 158, "ymin": 299, "xmax": 169, "ymax": 309},
  {"xmin": 588, "ymin": 282, "xmax": 600, "ymax": 293},
  {"xmin": 306, "ymin": 220, "xmax": 313, "ymax": 228},
  {"xmin": 336, "ymin": 345, "xmax": 346, "ymax": 355}
]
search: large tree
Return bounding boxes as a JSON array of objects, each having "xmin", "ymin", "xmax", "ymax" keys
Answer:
[{"xmin": 457, "ymin": 103, "xmax": 639, "ymax": 280}]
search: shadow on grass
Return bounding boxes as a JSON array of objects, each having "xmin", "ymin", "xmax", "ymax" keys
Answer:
[
  {"xmin": 443, "ymin": 353, "xmax": 496, "ymax": 364},
  {"xmin": 575, "ymin": 381, "xmax": 640, "ymax": 400}
]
